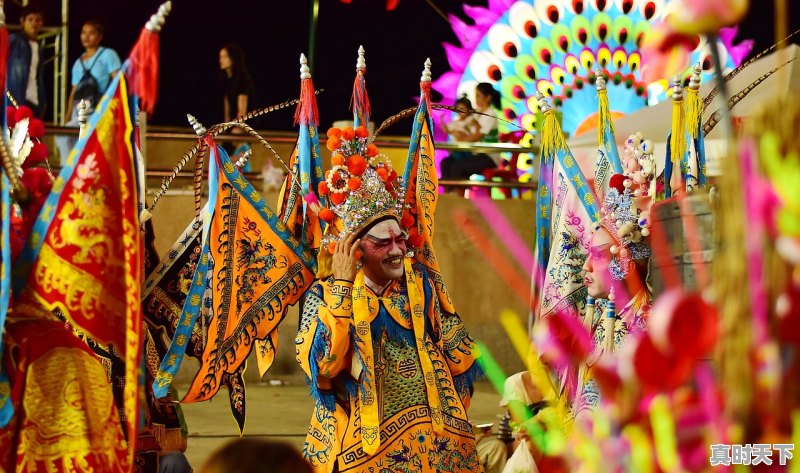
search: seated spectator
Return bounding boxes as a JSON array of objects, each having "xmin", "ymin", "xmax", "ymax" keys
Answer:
[
  {"xmin": 501, "ymin": 362, "xmax": 570, "ymax": 473},
  {"xmin": 442, "ymin": 95, "xmax": 480, "ymax": 162},
  {"xmin": 440, "ymin": 82, "xmax": 501, "ymax": 184},
  {"xmin": 474, "ymin": 422, "xmax": 508, "ymax": 473},
  {"xmin": 199, "ymin": 438, "xmax": 311, "ymax": 473}
]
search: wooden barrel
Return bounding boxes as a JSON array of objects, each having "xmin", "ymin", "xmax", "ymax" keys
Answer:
[{"xmin": 649, "ymin": 188, "xmax": 716, "ymax": 297}]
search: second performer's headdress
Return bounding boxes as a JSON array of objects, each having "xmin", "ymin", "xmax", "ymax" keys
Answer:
[{"xmin": 596, "ymin": 133, "xmax": 656, "ymax": 280}]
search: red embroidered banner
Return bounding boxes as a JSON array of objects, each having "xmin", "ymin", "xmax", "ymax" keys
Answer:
[{"xmin": 14, "ymin": 75, "xmax": 142, "ymax": 455}]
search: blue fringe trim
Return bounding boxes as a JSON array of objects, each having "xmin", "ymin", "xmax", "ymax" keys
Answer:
[
  {"xmin": 371, "ymin": 306, "xmax": 416, "ymax": 347},
  {"xmin": 453, "ymin": 360, "xmax": 484, "ymax": 398},
  {"xmin": 307, "ymin": 322, "xmax": 336, "ymax": 412}
]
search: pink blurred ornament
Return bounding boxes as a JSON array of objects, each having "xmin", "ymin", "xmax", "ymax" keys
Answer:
[
  {"xmin": 640, "ymin": 20, "xmax": 697, "ymax": 83},
  {"xmin": 666, "ymin": 0, "xmax": 749, "ymax": 35}
]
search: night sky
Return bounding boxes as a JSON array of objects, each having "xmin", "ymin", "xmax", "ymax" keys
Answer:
[{"xmin": 11, "ymin": 0, "xmax": 799, "ymax": 132}]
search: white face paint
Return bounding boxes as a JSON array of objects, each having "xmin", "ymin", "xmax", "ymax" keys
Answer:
[{"xmin": 361, "ymin": 219, "xmax": 407, "ymax": 286}]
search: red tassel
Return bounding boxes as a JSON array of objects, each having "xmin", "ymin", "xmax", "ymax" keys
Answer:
[
  {"xmin": 420, "ymin": 81, "xmax": 432, "ymax": 116},
  {"xmin": 294, "ymin": 78, "xmax": 319, "ymax": 127},
  {"xmin": 0, "ymin": 28, "xmax": 8, "ymax": 93},
  {"xmin": 386, "ymin": 0, "xmax": 400, "ymax": 10},
  {"xmin": 128, "ymin": 29, "xmax": 160, "ymax": 114},
  {"xmin": 351, "ymin": 72, "xmax": 371, "ymax": 126}
]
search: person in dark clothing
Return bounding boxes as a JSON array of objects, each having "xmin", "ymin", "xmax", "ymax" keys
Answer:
[
  {"xmin": 7, "ymin": 3, "xmax": 47, "ymax": 116},
  {"xmin": 218, "ymin": 43, "xmax": 256, "ymax": 160},
  {"xmin": 219, "ymin": 42, "xmax": 255, "ymax": 123}
]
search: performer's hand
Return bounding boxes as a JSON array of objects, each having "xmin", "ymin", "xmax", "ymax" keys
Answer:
[{"xmin": 332, "ymin": 232, "xmax": 361, "ymax": 282}]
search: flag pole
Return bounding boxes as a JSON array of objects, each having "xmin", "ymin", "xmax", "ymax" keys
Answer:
[
  {"xmin": 307, "ymin": 0, "xmax": 320, "ymax": 70},
  {"xmin": 77, "ymin": 99, "xmax": 89, "ymax": 139}
]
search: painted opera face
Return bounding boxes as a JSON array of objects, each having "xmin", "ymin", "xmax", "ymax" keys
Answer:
[
  {"xmin": 582, "ymin": 226, "xmax": 615, "ymax": 299},
  {"xmin": 360, "ymin": 219, "xmax": 407, "ymax": 287}
]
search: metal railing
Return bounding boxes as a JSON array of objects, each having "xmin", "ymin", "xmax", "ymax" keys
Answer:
[
  {"xmin": 47, "ymin": 124, "xmax": 538, "ymax": 153},
  {"xmin": 45, "ymin": 124, "xmax": 539, "ymax": 194}
]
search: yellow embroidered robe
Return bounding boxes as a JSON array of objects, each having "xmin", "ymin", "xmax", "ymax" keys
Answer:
[{"xmin": 296, "ymin": 259, "xmax": 482, "ymax": 473}]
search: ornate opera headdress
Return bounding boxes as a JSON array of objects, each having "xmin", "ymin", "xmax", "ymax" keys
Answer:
[
  {"xmin": 314, "ymin": 47, "xmax": 409, "ymax": 252},
  {"xmin": 596, "ymin": 133, "xmax": 656, "ymax": 281}
]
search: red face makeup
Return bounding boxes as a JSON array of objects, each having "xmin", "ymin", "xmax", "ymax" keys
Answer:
[{"xmin": 360, "ymin": 219, "xmax": 407, "ymax": 287}]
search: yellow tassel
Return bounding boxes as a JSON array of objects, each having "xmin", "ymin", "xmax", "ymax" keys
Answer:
[
  {"xmin": 684, "ymin": 87, "xmax": 703, "ymax": 139},
  {"xmin": 541, "ymin": 109, "xmax": 568, "ymax": 160},
  {"xmin": 670, "ymin": 99, "xmax": 686, "ymax": 164},
  {"xmin": 597, "ymin": 89, "xmax": 614, "ymax": 147}
]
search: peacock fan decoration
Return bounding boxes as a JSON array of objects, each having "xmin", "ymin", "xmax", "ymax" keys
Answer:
[{"xmin": 433, "ymin": 0, "xmax": 752, "ymax": 148}]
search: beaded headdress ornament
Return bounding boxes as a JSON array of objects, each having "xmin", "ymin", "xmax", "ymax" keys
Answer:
[
  {"xmin": 596, "ymin": 133, "xmax": 656, "ymax": 280},
  {"xmin": 313, "ymin": 47, "xmax": 412, "ymax": 252}
]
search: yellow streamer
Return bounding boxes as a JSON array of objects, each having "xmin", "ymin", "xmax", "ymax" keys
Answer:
[
  {"xmin": 670, "ymin": 98, "xmax": 687, "ymax": 164},
  {"xmin": 404, "ymin": 258, "xmax": 444, "ymax": 435},
  {"xmin": 684, "ymin": 87, "xmax": 703, "ymax": 139},
  {"xmin": 650, "ymin": 395, "xmax": 679, "ymax": 472},
  {"xmin": 541, "ymin": 109, "xmax": 568, "ymax": 160},
  {"xmin": 622, "ymin": 424, "xmax": 654, "ymax": 473},
  {"xmin": 669, "ymin": 100, "xmax": 686, "ymax": 163},
  {"xmin": 791, "ymin": 410, "xmax": 800, "ymax": 473},
  {"xmin": 597, "ymin": 88, "xmax": 614, "ymax": 147},
  {"xmin": 352, "ymin": 272, "xmax": 380, "ymax": 455}
]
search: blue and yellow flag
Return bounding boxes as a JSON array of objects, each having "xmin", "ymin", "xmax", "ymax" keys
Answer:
[
  {"xmin": 402, "ymin": 65, "xmax": 456, "ymax": 314},
  {"xmin": 0, "ymin": 173, "xmax": 12, "ymax": 427},
  {"xmin": 532, "ymin": 99, "xmax": 601, "ymax": 401},
  {"xmin": 664, "ymin": 79, "xmax": 706, "ymax": 197},
  {"xmin": 533, "ymin": 100, "xmax": 600, "ymax": 321},
  {"xmin": 685, "ymin": 74, "xmax": 707, "ymax": 189},
  {"xmin": 279, "ymin": 53, "xmax": 324, "ymax": 265},
  {"xmin": 154, "ymin": 141, "xmax": 315, "ymax": 431}
]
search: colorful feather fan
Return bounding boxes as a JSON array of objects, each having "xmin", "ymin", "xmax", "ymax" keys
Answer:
[{"xmin": 433, "ymin": 0, "xmax": 752, "ymax": 143}]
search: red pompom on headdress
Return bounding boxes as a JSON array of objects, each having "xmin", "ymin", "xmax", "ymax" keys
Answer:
[
  {"xmin": 16, "ymin": 105, "xmax": 33, "ymax": 122},
  {"xmin": 28, "ymin": 118, "xmax": 45, "ymax": 139},
  {"xmin": 24, "ymin": 142, "xmax": 49, "ymax": 168},
  {"xmin": 609, "ymin": 173, "xmax": 626, "ymax": 193}
]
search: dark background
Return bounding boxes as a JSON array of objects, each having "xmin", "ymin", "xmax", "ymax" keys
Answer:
[{"xmin": 8, "ymin": 0, "xmax": 799, "ymax": 132}]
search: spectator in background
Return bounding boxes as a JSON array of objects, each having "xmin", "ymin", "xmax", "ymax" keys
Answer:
[
  {"xmin": 7, "ymin": 3, "xmax": 47, "ymax": 116},
  {"xmin": 474, "ymin": 422, "xmax": 508, "ymax": 473},
  {"xmin": 55, "ymin": 19, "xmax": 121, "ymax": 161},
  {"xmin": 441, "ymin": 95, "xmax": 479, "ymax": 163},
  {"xmin": 218, "ymin": 43, "xmax": 256, "ymax": 166},
  {"xmin": 199, "ymin": 438, "xmax": 311, "ymax": 473},
  {"xmin": 439, "ymin": 82, "xmax": 501, "ymax": 184},
  {"xmin": 64, "ymin": 19, "xmax": 121, "ymax": 121},
  {"xmin": 219, "ymin": 43, "xmax": 255, "ymax": 123}
]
